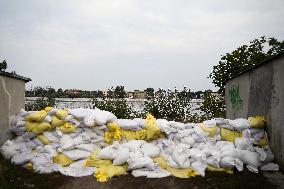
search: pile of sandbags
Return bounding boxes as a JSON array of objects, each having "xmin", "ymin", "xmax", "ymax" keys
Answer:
[{"xmin": 0, "ymin": 108, "xmax": 279, "ymax": 182}]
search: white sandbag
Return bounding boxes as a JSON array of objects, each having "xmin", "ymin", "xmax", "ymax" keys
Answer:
[
  {"xmin": 228, "ymin": 118, "xmax": 250, "ymax": 131},
  {"xmin": 247, "ymin": 165, "xmax": 258, "ymax": 173},
  {"xmin": 141, "ymin": 143, "xmax": 160, "ymax": 158},
  {"xmin": 215, "ymin": 118, "xmax": 229, "ymax": 125},
  {"xmin": 93, "ymin": 108, "xmax": 117, "ymax": 125},
  {"xmin": 32, "ymin": 138, "xmax": 44, "ymax": 148},
  {"xmin": 176, "ymin": 129, "xmax": 195, "ymax": 138},
  {"xmin": 117, "ymin": 119, "xmax": 141, "ymax": 130},
  {"xmin": 260, "ymin": 163, "xmax": 279, "ymax": 171},
  {"xmin": 220, "ymin": 157, "xmax": 236, "ymax": 168},
  {"xmin": 68, "ymin": 108, "xmax": 86, "ymax": 120},
  {"xmin": 172, "ymin": 143, "xmax": 191, "ymax": 167},
  {"xmin": 263, "ymin": 147, "xmax": 274, "ymax": 163},
  {"xmin": 0, "ymin": 140, "xmax": 21, "ymax": 159},
  {"xmin": 44, "ymin": 115, "xmax": 52, "ymax": 123},
  {"xmin": 60, "ymin": 134, "xmax": 74, "ymax": 150},
  {"xmin": 10, "ymin": 126, "xmax": 26, "ymax": 136},
  {"xmin": 36, "ymin": 145, "xmax": 57, "ymax": 157},
  {"xmin": 193, "ymin": 126, "xmax": 208, "ymax": 139},
  {"xmin": 69, "ymin": 128, "xmax": 84, "ymax": 138},
  {"xmin": 254, "ymin": 147, "xmax": 267, "ymax": 162},
  {"xmin": 65, "ymin": 115, "xmax": 80, "ymax": 126},
  {"xmin": 169, "ymin": 121, "xmax": 185, "ymax": 130},
  {"xmin": 62, "ymin": 149, "xmax": 91, "ymax": 161},
  {"xmin": 58, "ymin": 160, "xmax": 96, "ymax": 177},
  {"xmin": 11, "ymin": 152, "xmax": 35, "ymax": 165},
  {"xmin": 83, "ymin": 111, "xmax": 96, "ymax": 127},
  {"xmin": 181, "ymin": 136, "xmax": 196, "ymax": 147},
  {"xmin": 22, "ymin": 132, "xmax": 36, "ymax": 140},
  {"xmin": 157, "ymin": 119, "xmax": 177, "ymax": 134},
  {"xmin": 131, "ymin": 166, "xmax": 171, "ymax": 178},
  {"xmin": 216, "ymin": 141, "xmax": 238, "ymax": 158},
  {"xmin": 203, "ymin": 119, "xmax": 216, "ymax": 127},
  {"xmin": 123, "ymin": 140, "xmax": 146, "ymax": 152},
  {"xmin": 207, "ymin": 155, "xmax": 220, "ymax": 168},
  {"xmin": 75, "ymin": 143, "xmax": 99, "ymax": 152},
  {"xmin": 234, "ymin": 138, "xmax": 254, "ymax": 151},
  {"xmin": 26, "ymin": 140, "xmax": 38, "ymax": 150},
  {"xmin": 113, "ymin": 146, "xmax": 130, "ymax": 165},
  {"xmin": 48, "ymin": 108, "xmax": 58, "ymax": 116},
  {"xmin": 127, "ymin": 150, "xmax": 155, "ymax": 170},
  {"xmin": 238, "ymin": 150, "xmax": 260, "ymax": 168},
  {"xmin": 43, "ymin": 131, "xmax": 59, "ymax": 143},
  {"xmin": 191, "ymin": 160, "xmax": 207, "ymax": 177},
  {"xmin": 31, "ymin": 153, "xmax": 56, "ymax": 173},
  {"xmin": 96, "ymin": 144, "xmax": 118, "ymax": 160}
]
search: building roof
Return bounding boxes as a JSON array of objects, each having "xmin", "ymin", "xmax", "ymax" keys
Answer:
[
  {"xmin": 0, "ymin": 71, "xmax": 31, "ymax": 83},
  {"xmin": 227, "ymin": 51, "xmax": 284, "ymax": 82}
]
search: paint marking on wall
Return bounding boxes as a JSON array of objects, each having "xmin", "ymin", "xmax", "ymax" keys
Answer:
[{"xmin": 229, "ymin": 84, "xmax": 243, "ymax": 113}]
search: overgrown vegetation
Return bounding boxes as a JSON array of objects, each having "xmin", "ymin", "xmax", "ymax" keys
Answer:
[{"xmin": 200, "ymin": 36, "xmax": 284, "ymax": 120}]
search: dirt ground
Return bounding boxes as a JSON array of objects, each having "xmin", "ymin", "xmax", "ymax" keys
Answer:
[{"xmin": 1, "ymin": 155, "xmax": 284, "ymax": 189}]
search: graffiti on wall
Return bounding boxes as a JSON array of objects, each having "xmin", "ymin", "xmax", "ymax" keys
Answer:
[{"xmin": 229, "ymin": 84, "xmax": 243, "ymax": 112}]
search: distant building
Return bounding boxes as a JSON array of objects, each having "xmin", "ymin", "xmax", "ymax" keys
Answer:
[
  {"xmin": 65, "ymin": 89, "xmax": 82, "ymax": 95},
  {"xmin": 133, "ymin": 90, "xmax": 147, "ymax": 99},
  {"xmin": 0, "ymin": 71, "xmax": 31, "ymax": 145},
  {"xmin": 127, "ymin": 91, "xmax": 134, "ymax": 99},
  {"xmin": 102, "ymin": 91, "xmax": 108, "ymax": 97}
]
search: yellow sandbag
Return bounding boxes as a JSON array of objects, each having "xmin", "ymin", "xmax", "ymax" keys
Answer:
[
  {"xmin": 94, "ymin": 164, "xmax": 128, "ymax": 182},
  {"xmin": 53, "ymin": 153, "xmax": 73, "ymax": 167},
  {"xmin": 248, "ymin": 116, "xmax": 266, "ymax": 128},
  {"xmin": 145, "ymin": 114, "xmax": 162, "ymax": 140},
  {"xmin": 220, "ymin": 128, "xmax": 242, "ymax": 142},
  {"xmin": 44, "ymin": 107, "xmax": 53, "ymax": 112},
  {"xmin": 199, "ymin": 123, "xmax": 218, "ymax": 137},
  {"xmin": 152, "ymin": 156, "xmax": 198, "ymax": 178},
  {"xmin": 84, "ymin": 150, "xmax": 112, "ymax": 168},
  {"xmin": 106, "ymin": 122, "xmax": 123, "ymax": 141},
  {"xmin": 207, "ymin": 165, "xmax": 233, "ymax": 174},
  {"xmin": 122, "ymin": 130, "xmax": 137, "ymax": 141},
  {"xmin": 37, "ymin": 134, "xmax": 51, "ymax": 145},
  {"xmin": 25, "ymin": 110, "xmax": 47, "ymax": 122},
  {"xmin": 152, "ymin": 156, "xmax": 168, "ymax": 169},
  {"xmin": 25, "ymin": 162, "xmax": 33, "ymax": 170},
  {"xmin": 55, "ymin": 109, "xmax": 68, "ymax": 120},
  {"xmin": 167, "ymin": 167, "xmax": 198, "ymax": 178},
  {"xmin": 25, "ymin": 121, "xmax": 39, "ymax": 132},
  {"xmin": 59, "ymin": 122, "xmax": 76, "ymax": 134},
  {"xmin": 32, "ymin": 122, "xmax": 51, "ymax": 134},
  {"xmin": 51, "ymin": 116, "xmax": 63, "ymax": 129},
  {"xmin": 257, "ymin": 133, "xmax": 269, "ymax": 147}
]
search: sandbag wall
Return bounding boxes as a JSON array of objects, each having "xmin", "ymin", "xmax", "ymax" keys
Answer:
[{"xmin": 0, "ymin": 107, "xmax": 279, "ymax": 182}]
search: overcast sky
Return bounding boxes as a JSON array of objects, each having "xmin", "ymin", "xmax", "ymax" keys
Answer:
[{"xmin": 0, "ymin": 0, "xmax": 284, "ymax": 92}]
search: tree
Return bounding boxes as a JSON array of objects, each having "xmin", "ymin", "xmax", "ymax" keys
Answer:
[
  {"xmin": 209, "ymin": 36, "xmax": 284, "ymax": 95},
  {"xmin": 114, "ymin": 86, "xmax": 126, "ymax": 98},
  {"xmin": 145, "ymin": 88, "xmax": 154, "ymax": 98},
  {"xmin": 0, "ymin": 60, "xmax": 7, "ymax": 71}
]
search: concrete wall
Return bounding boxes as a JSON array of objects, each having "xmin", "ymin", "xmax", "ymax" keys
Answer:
[
  {"xmin": 225, "ymin": 53, "xmax": 284, "ymax": 170},
  {"xmin": 0, "ymin": 75, "xmax": 26, "ymax": 145}
]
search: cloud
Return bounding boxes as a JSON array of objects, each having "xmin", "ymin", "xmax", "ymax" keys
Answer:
[{"xmin": 0, "ymin": 0, "xmax": 284, "ymax": 91}]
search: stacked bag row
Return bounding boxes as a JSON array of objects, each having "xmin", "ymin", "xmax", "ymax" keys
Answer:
[{"xmin": 0, "ymin": 108, "xmax": 279, "ymax": 182}]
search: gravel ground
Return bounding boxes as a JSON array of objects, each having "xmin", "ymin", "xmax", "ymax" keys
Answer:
[{"xmin": 1, "ymin": 155, "xmax": 283, "ymax": 189}]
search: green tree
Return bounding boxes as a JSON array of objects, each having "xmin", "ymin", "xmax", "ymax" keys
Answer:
[
  {"xmin": 114, "ymin": 86, "xmax": 126, "ymax": 98},
  {"xmin": 145, "ymin": 88, "xmax": 154, "ymax": 98},
  {"xmin": 209, "ymin": 36, "xmax": 284, "ymax": 95},
  {"xmin": 201, "ymin": 36, "xmax": 284, "ymax": 119},
  {"xmin": 0, "ymin": 60, "xmax": 7, "ymax": 71}
]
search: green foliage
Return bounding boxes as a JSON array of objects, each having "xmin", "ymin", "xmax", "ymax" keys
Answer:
[
  {"xmin": 25, "ymin": 96, "xmax": 55, "ymax": 111},
  {"xmin": 92, "ymin": 98, "xmax": 140, "ymax": 119},
  {"xmin": 199, "ymin": 91, "xmax": 225, "ymax": 120},
  {"xmin": 209, "ymin": 36, "xmax": 284, "ymax": 94},
  {"xmin": 0, "ymin": 60, "xmax": 7, "ymax": 71},
  {"xmin": 144, "ymin": 88, "xmax": 154, "ymax": 98},
  {"xmin": 25, "ymin": 86, "xmax": 55, "ymax": 111},
  {"xmin": 144, "ymin": 88, "xmax": 192, "ymax": 122}
]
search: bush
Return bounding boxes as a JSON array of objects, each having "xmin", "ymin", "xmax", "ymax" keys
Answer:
[
  {"xmin": 143, "ymin": 88, "xmax": 192, "ymax": 122},
  {"xmin": 25, "ymin": 96, "xmax": 55, "ymax": 111},
  {"xmin": 91, "ymin": 98, "xmax": 141, "ymax": 119}
]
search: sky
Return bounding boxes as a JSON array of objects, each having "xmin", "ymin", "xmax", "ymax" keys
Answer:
[{"xmin": 0, "ymin": 0, "xmax": 284, "ymax": 92}]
